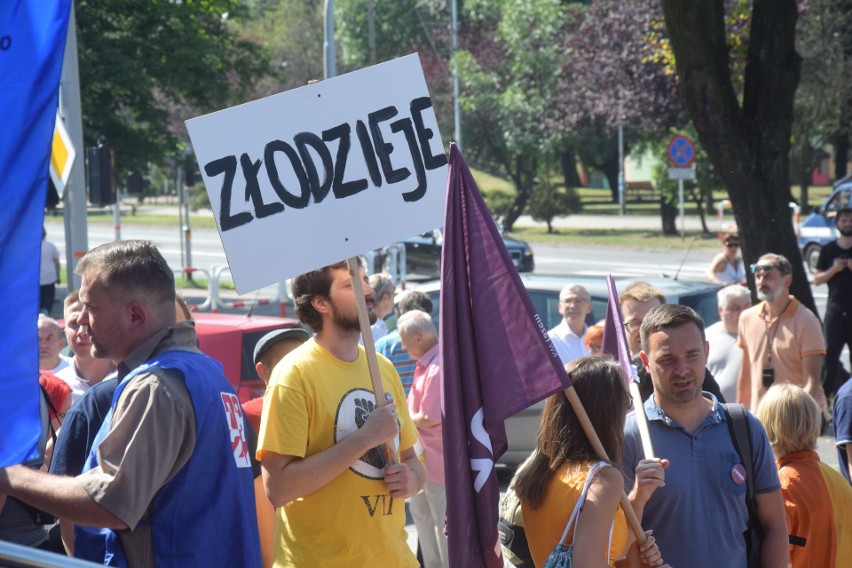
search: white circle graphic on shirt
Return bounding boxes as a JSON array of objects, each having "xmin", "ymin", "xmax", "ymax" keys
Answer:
[{"xmin": 335, "ymin": 388, "xmax": 400, "ymax": 479}]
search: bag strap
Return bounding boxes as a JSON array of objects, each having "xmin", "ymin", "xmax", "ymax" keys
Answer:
[
  {"xmin": 723, "ymin": 403, "xmax": 754, "ymax": 505},
  {"xmin": 556, "ymin": 461, "xmax": 609, "ymax": 546},
  {"xmin": 39, "ymin": 383, "xmax": 58, "ymax": 443}
]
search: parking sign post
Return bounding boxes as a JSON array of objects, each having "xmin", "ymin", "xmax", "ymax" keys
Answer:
[{"xmin": 667, "ymin": 135, "xmax": 697, "ymax": 240}]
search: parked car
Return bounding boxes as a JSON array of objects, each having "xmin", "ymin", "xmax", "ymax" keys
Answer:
[
  {"xmin": 193, "ymin": 312, "xmax": 303, "ymax": 403},
  {"xmin": 376, "ymin": 227, "xmax": 534, "ymax": 281},
  {"xmin": 413, "ymin": 274, "xmax": 721, "ymax": 466},
  {"xmin": 799, "ymin": 175, "xmax": 852, "ymax": 272}
]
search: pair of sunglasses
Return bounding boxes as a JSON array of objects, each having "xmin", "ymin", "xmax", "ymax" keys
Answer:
[{"xmin": 750, "ymin": 263, "xmax": 775, "ymax": 274}]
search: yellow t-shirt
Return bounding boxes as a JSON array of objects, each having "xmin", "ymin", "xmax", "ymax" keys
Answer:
[
  {"xmin": 257, "ymin": 339, "xmax": 418, "ymax": 567},
  {"xmin": 521, "ymin": 463, "xmax": 629, "ymax": 567}
]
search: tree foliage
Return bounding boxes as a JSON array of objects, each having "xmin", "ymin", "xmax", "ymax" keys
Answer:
[
  {"xmin": 77, "ymin": 0, "xmax": 269, "ymax": 175},
  {"xmin": 455, "ymin": 0, "xmax": 567, "ymax": 230},
  {"xmin": 660, "ymin": 0, "xmax": 816, "ymax": 312},
  {"xmin": 791, "ymin": 0, "xmax": 852, "ymax": 205}
]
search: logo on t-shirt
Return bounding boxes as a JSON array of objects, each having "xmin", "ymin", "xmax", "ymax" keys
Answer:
[
  {"xmin": 221, "ymin": 392, "xmax": 251, "ymax": 468},
  {"xmin": 335, "ymin": 388, "xmax": 400, "ymax": 479}
]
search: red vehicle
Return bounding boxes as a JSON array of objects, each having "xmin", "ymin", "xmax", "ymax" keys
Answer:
[{"xmin": 193, "ymin": 312, "xmax": 302, "ymax": 403}]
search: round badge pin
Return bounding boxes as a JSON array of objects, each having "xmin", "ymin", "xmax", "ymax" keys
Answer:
[{"xmin": 731, "ymin": 464, "xmax": 747, "ymax": 485}]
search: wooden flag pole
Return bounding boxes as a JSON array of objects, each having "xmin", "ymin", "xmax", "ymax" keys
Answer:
[
  {"xmin": 629, "ymin": 382, "xmax": 656, "ymax": 460},
  {"xmin": 346, "ymin": 257, "xmax": 397, "ymax": 465},
  {"xmin": 563, "ymin": 387, "xmax": 647, "ymax": 544}
]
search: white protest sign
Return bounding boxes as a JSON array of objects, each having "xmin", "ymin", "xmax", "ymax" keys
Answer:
[{"xmin": 186, "ymin": 54, "xmax": 447, "ymax": 294}]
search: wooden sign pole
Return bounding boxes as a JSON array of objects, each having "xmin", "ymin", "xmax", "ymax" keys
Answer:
[{"xmin": 346, "ymin": 257, "xmax": 397, "ymax": 465}]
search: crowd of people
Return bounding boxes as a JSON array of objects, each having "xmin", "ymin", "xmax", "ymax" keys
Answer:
[{"xmin": 3, "ymin": 207, "xmax": 851, "ymax": 567}]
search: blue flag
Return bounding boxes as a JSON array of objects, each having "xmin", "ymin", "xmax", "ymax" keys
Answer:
[
  {"xmin": 440, "ymin": 144, "xmax": 573, "ymax": 567},
  {"xmin": 0, "ymin": 0, "xmax": 72, "ymax": 467}
]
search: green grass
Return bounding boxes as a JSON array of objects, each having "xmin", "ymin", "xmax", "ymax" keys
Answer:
[{"xmin": 505, "ymin": 225, "xmax": 721, "ymax": 251}]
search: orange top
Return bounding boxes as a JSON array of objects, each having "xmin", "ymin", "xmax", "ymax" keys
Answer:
[
  {"xmin": 777, "ymin": 450, "xmax": 852, "ymax": 568},
  {"xmin": 521, "ymin": 463, "xmax": 628, "ymax": 567}
]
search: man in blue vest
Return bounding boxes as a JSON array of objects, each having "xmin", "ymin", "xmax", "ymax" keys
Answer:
[{"xmin": 0, "ymin": 240, "xmax": 260, "ymax": 567}]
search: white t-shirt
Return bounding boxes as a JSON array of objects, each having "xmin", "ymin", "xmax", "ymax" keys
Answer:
[
  {"xmin": 705, "ymin": 321, "xmax": 742, "ymax": 403},
  {"xmin": 40, "ymin": 240, "xmax": 60, "ymax": 285}
]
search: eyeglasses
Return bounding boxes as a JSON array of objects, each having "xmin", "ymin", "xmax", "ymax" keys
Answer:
[
  {"xmin": 724, "ymin": 242, "xmax": 739, "ymax": 248},
  {"xmin": 750, "ymin": 263, "xmax": 775, "ymax": 275},
  {"xmin": 623, "ymin": 320, "xmax": 642, "ymax": 332}
]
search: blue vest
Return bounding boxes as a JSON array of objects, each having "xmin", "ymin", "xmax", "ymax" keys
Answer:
[{"xmin": 75, "ymin": 350, "xmax": 261, "ymax": 567}]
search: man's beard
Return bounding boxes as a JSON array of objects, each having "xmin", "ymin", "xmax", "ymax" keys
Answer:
[
  {"xmin": 757, "ymin": 281, "xmax": 782, "ymax": 302},
  {"xmin": 839, "ymin": 226, "xmax": 852, "ymax": 237},
  {"xmin": 331, "ymin": 303, "xmax": 377, "ymax": 333}
]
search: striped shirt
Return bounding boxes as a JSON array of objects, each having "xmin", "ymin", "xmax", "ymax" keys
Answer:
[
  {"xmin": 375, "ymin": 330, "xmax": 416, "ymax": 396},
  {"xmin": 737, "ymin": 297, "xmax": 825, "ymax": 411}
]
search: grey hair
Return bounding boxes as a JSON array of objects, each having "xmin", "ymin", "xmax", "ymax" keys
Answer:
[
  {"xmin": 559, "ymin": 284, "xmax": 590, "ymax": 302},
  {"xmin": 717, "ymin": 284, "xmax": 751, "ymax": 309},
  {"xmin": 396, "ymin": 309, "xmax": 436, "ymax": 337},
  {"xmin": 758, "ymin": 253, "xmax": 792, "ymax": 276}
]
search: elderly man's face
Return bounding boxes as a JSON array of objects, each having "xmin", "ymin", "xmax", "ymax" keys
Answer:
[
  {"xmin": 558, "ymin": 292, "xmax": 592, "ymax": 325},
  {"xmin": 38, "ymin": 322, "xmax": 64, "ymax": 366},
  {"xmin": 719, "ymin": 296, "xmax": 750, "ymax": 334},
  {"xmin": 754, "ymin": 261, "xmax": 789, "ymax": 302}
]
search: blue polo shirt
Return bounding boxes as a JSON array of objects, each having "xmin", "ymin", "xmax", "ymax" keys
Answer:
[{"xmin": 622, "ymin": 393, "xmax": 780, "ymax": 568}]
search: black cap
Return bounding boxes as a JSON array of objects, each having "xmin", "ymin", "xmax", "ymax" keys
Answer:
[{"xmin": 253, "ymin": 327, "xmax": 311, "ymax": 364}]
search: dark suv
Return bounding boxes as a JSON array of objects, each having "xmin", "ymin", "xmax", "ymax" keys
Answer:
[{"xmin": 376, "ymin": 228, "xmax": 534, "ymax": 281}]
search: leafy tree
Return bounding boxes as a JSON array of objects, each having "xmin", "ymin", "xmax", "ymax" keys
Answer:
[
  {"xmin": 77, "ymin": 0, "xmax": 269, "ymax": 175},
  {"xmin": 455, "ymin": 0, "xmax": 567, "ymax": 230},
  {"xmin": 554, "ymin": 0, "xmax": 688, "ymax": 204},
  {"xmin": 334, "ymin": 0, "xmax": 457, "ymax": 140},
  {"xmin": 660, "ymin": 0, "xmax": 817, "ymax": 312},
  {"xmin": 790, "ymin": 0, "xmax": 852, "ymax": 208}
]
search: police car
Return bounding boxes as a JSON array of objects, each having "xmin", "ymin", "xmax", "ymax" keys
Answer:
[{"xmin": 799, "ymin": 175, "xmax": 852, "ymax": 272}]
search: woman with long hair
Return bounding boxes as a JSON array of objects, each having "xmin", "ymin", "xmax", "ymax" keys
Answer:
[{"xmin": 515, "ymin": 356, "xmax": 667, "ymax": 567}]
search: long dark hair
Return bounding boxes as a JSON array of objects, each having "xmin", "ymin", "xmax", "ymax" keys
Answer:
[{"xmin": 514, "ymin": 355, "xmax": 629, "ymax": 509}]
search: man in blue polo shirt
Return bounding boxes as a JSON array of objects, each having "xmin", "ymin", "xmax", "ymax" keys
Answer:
[{"xmin": 622, "ymin": 304, "xmax": 788, "ymax": 567}]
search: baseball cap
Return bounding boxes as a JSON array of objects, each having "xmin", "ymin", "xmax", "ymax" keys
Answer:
[{"xmin": 253, "ymin": 327, "xmax": 311, "ymax": 364}]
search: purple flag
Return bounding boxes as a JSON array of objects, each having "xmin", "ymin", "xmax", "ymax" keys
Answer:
[
  {"xmin": 440, "ymin": 144, "xmax": 573, "ymax": 568},
  {"xmin": 601, "ymin": 275, "xmax": 636, "ymax": 389}
]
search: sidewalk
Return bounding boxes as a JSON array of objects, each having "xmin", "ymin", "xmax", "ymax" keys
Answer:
[{"xmin": 514, "ymin": 213, "xmax": 707, "ymax": 232}]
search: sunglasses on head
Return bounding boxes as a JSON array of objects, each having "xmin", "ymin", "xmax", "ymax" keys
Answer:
[{"xmin": 750, "ymin": 263, "xmax": 775, "ymax": 274}]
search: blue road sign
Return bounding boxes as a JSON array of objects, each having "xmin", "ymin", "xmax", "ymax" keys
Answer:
[{"xmin": 667, "ymin": 135, "xmax": 696, "ymax": 167}]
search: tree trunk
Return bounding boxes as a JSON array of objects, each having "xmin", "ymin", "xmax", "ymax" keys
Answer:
[
  {"xmin": 559, "ymin": 149, "xmax": 582, "ymax": 188},
  {"xmin": 660, "ymin": 0, "xmax": 816, "ymax": 313},
  {"xmin": 660, "ymin": 196, "xmax": 677, "ymax": 235},
  {"xmin": 502, "ymin": 156, "xmax": 538, "ymax": 231},
  {"xmin": 693, "ymin": 191, "xmax": 709, "ymax": 234},
  {"xmin": 601, "ymin": 151, "xmax": 619, "ymax": 204}
]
